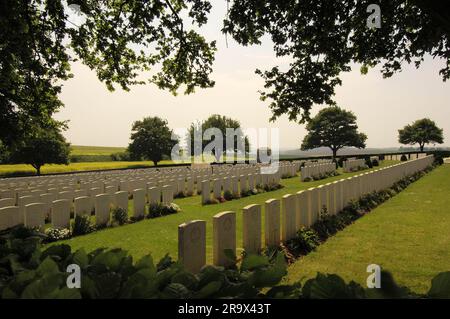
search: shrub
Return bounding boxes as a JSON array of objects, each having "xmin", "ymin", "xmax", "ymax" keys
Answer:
[
  {"xmin": 217, "ymin": 196, "xmax": 227, "ymax": 203},
  {"xmin": 70, "ymin": 155, "xmax": 112, "ymax": 162},
  {"xmin": 44, "ymin": 228, "xmax": 71, "ymax": 243},
  {"xmin": 3, "ymin": 225, "xmax": 44, "ymax": 240},
  {"xmin": 311, "ymin": 208, "xmax": 344, "ymax": 241},
  {"xmin": 110, "ymin": 151, "xmax": 131, "ymax": 161},
  {"xmin": 72, "ymin": 215, "xmax": 95, "ymax": 236},
  {"xmin": 261, "ymin": 182, "xmax": 283, "ymax": 192},
  {"xmin": 148, "ymin": 202, "xmax": 181, "ymax": 218},
  {"xmin": 371, "ymin": 159, "xmax": 379, "ymax": 166},
  {"xmin": 112, "ymin": 207, "xmax": 128, "ymax": 226},
  {"xmin": 401, "ymin": 154, "xmax": 408, "ymax": 161},
  {"xmin": 185, "ymin": 190, "xmax": 194, "ymax": 197},
  {"xmin": 337, "ymin": 156, "xmax": 347, "ymax": 168},
  {"xmin": 166, "ymin": 203, "xmax": 181, "ymax": 213},
  {"xmin": 223, "ymin": 190, "xmax": 234, "ymax": 201},
  {"xmin": 174, "ymin": 191, "xmax": 186, "ymax": 199},
  {"xmin": 333, "ymin": 159, "xmax": 339, "ymax": 169},
  {"xmin": 240, "ymin": 189, "xmax": 253, "ymax": 197},
  {"xmin": 434, "ymin": 155, "xmax": 444, "ymax": 166},
  {"xmin": 204, "ymin": 198, "xmax": 219, "ymax": 205},
  {"xmin": 148, "ymin": 202, "xmax": 164, "ymax": 217},
  {"xmin": 285, "ymin": 228, "xmax": 320, "ymax": 257},
  {"xmin": 364, "ymin": 157, "xmax": 373, "ymax": 168}
]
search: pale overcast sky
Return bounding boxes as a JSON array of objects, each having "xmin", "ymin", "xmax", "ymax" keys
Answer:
[{"xmin": 56, "ymin": 3, "xmax": 450, "ymax": 149}]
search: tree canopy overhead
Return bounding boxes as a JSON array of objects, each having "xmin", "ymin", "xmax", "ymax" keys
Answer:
[
  {"xmin": 301, "ymin": 106, "xmax": 367, "ymax": 159},
  {"xmin": 3, "ymin": 0, "xmax": 450, "ymax": 152},
  {"xmin": 0, "ymin": 0, "xmax": 216, "ymax": 147},
  {"xmin": 223, "ymin": 0, "xmax": 450, "ymax": 123},
  {"xmin": 398, "ymin": 118, "xmax": 444, "ymax": 152}
]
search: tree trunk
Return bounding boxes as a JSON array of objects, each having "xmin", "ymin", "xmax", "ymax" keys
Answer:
[
  {"xmin": 153, "ymin": 160, "xmax": 158, "ymax": 167},
  {"xmin": 36, "ymin": 166, "xmax": 41, "ymax": 176},
  {"xmin": 420, "ymin": 144, "xmax": 424, "ymax": 152},
  {"xmin": 331, "ymin": 148, "xmax": 338, "ymax": 160}
]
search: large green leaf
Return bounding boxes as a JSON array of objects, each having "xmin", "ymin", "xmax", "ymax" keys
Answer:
[
  {"xmin": 91, "ymin": 272, "xmax": 122, "ymax": 299},
  {"xmin": 21, "ymin": 273, "xmax": 65, "ymax": 299},
  {"xmin": 41, "ymin": 244, "xmax": 72, "ymax": 263},
  {"xmin": 265, "ymin": 284, "xmax": 301, "ymax": 299},
  {"xmin": 302, "ymin": 273, "xmax": 365, "ymax": 299},
  {"xmin": 161, "ymin": 283, "xmax": 191, "ymax": 299},
  {"xmin": 36, "ymin": 257, "xmax": 60, "ymax": 276},
  {"xmin": 171, "ymin": 271, "xmax": 199, "ymax": 290},
  {"xmin": 194, "ymin": 280, "xmax": 222, "ymax": 298},
  {"xmin": 91, "ymin": 250, "xmax": 123, "ymax": 272},
  {"xmin": 156, "ymin": 253, "xmax": 174, "ymax": 271},
  {"xmin": 240, "ymin": 254, "xmax": 269, "ymax": 271},
  {"xmin": 119, "ymin": 269, "xmax": 158, "ymax": 298},
  {"xmin": 428, "ymin": 272, "xmax": 450, "ymax": 298},
  {"xmin": 198, "ymin": 265, "xmax": 227, "ymax": 288},
  {"xmin": 223, "ymin": 249, "xmax": 237, "ymax": 263},
  {"xmin": 247, "ymin": 253, "xmax": 286, "ymax": 288},
  {"xmin": 72, "ymin": 248, "xmax": 89, "ymax": 268},
  {"xmin": 135, "ymin": 254, "xmax": 155, "ymax": 272}
]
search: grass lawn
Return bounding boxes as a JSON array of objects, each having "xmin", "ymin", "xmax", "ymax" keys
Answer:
[
  {"xmin": 51, "ymin": 161, "xmax": 398, "ymax": 264},
  {"xmin": 284, "ymin": 164, "xmax": 450, "ymax": 294}
]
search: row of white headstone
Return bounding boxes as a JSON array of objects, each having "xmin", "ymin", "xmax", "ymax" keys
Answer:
[
  {"xmin": 0, "ymin": 162, "xmax": 300, "ymax": 230},
  {"xmin": 300, "ymin": 162, "xmax": 336, "ymax": 181},
  {"xmin": 385, "ymin": 153, "xmax": 427, "ymax": 161},
  {"xmin": 0, "ymin": 162, "xmax": 301, "ymax": 204},
  {"xmin": 178, "ymin": 155, "xmax": 434, "ymax": 273},
  {"xmin": 200, "ymin": 172, "xmax": 282, "ymax": 204},
  {"xmin": 0, "ymin": 184, "xmax": 178, "ymax": 231},
  {"xmin": 342, "ymin": 158, "xmax": 366, "ymax": 173}
]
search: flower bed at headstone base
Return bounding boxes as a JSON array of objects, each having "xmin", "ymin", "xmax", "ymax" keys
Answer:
[
  {"xmin": 0, "ymin": 202, "xmax": 182, "ymax": 244},
  {"xmin": 203, "ymin": 182, "xmax": 284, "ymax": 205},
  {"xmin": 302, "ymin": 170, "xmax": 341, "ymax": 182}
]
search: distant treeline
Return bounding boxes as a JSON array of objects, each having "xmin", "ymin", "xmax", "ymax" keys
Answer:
[{"xmin": 69, "ymin": 152, "xmax": 132, "ymax": 163}]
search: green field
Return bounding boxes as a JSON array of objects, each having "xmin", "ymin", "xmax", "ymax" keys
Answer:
[
  {"xmin": 285, "ymin": 164, "xmax": 450, "ymax": 294},
  {"xmin": 70, "ymin": 145, "xmax": 126, "ymax": 156},
  {"xmin": 52, "ymin": 161, "xmax": 398, "ymax": 264},
  {"xmin": 0, "ymin": 161, "xmax": 175, "ymax": 177}
]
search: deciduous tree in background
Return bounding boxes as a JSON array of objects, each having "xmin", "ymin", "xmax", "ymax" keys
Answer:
[
  {"xmin": 301, "ymin": 107, "xmax": 367, "ymax": 160},
  {"xmin": 10, "ymin": 128, "xmax": 70, "ymax": 175},
  {"xmin": 186, "ymin": 114, "xmax": 250, "ymax": 162},
  {"xmin": 398, "ymin": 118, "xmax": 444, "ymax": 152},
  {"xmin": 128, "ymin": 117, "xmax": 178, "ymax": 166}
]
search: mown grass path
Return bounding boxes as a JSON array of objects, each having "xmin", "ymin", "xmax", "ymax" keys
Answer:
[
  {"xmin": 53, "ymin": 161, "xmax": 398, "ymax": 263},
  {"xmin": 285, "ymin": 164, "xmax": 450, "ymax": 294}
]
